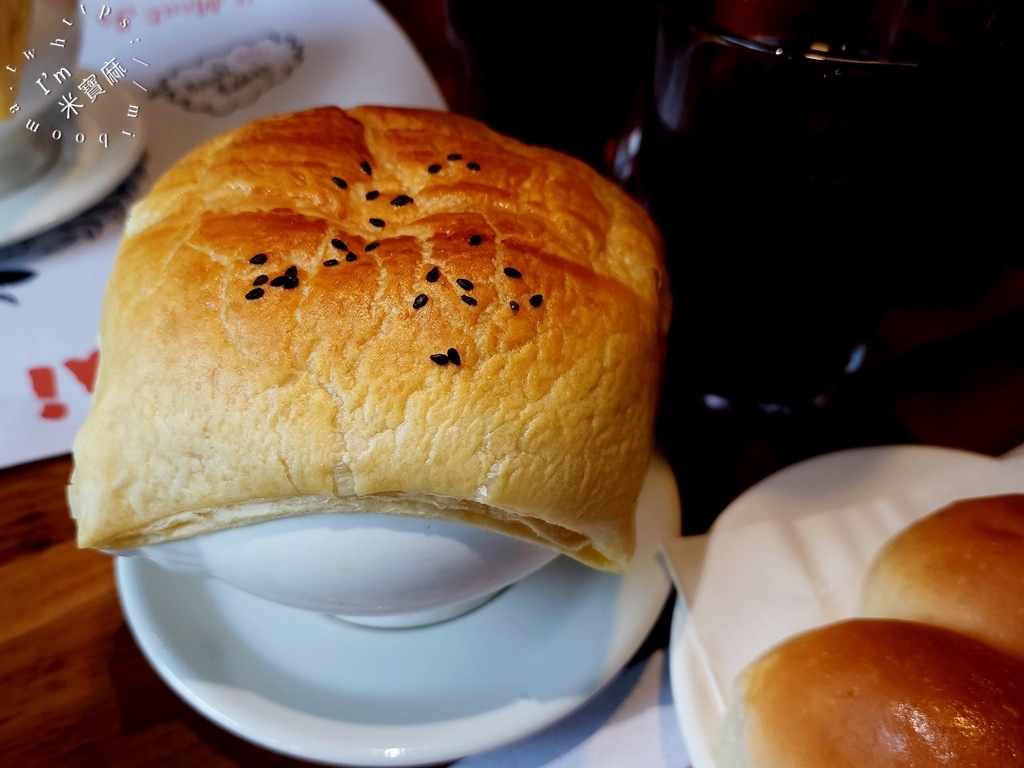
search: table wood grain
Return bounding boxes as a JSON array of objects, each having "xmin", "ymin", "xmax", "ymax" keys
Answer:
[{"xmin": 5, "ymin": 2, "xmax": 1024, "ymax": 765}]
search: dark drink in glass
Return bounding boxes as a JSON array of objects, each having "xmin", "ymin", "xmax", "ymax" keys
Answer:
[
  {"xmin": 637, "ymin": 0, "xmax": 1018, "ymax": 530},
  {"xmin": 640, "ymin": 0, "xmax": 1015, "ymax": 411}
]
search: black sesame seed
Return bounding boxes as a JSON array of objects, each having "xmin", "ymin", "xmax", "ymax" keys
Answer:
[
  {"xmin": 332, "ymin": 176, "xmax": 347, "ymax": 189},
  {"xmin": 285, "ymin": 265, "xmax": 298, "ymax": 278},
  {"xmin": 390, "ymin": 194, "xmax": 414, "ymax": 207},
  {"xmin": 447, "ymin": 153, "xmax": 462, "ymax": 161},
  {"xmin": 503, "ymin": 267, "xmax": 522, "ymax": 279},
  {"xmin": 369, "ymin": 218, "xmax": 385, "ymax": 228},
  {"xmin": 360, "ymin": 161, "xmax": 372, "ymax": 175},
  {"xmin": 332, "ymin": 238, "xmax": 348, "ymax": 250},
  {"xmin": 467, "ymin": 162, "xmax": 480, "ymax": 171},
  {"xmin": 428, "ymin": 164, "xmax": 442, "ymax": 174},
  {"xmin": 365, "ymin": 242, "xmax": 380, "ymax": 252},
  {"xmin": 268, "ymin": 274, "xmax": 299, "ymax": 289},
  {"xmin": 469, "ymin": 235, "xmax": 483, "ymax": 246},
  {"xmin": 246, "ymin": 287, "xmax": 264, "ymax": 300},
  {"xmin": 346, "ymin": 253, "xmax": 358, "ymax": 262},
  {"xmin": 253, "ymin": 275, "xmax": 268, "ymax": 286},
  {"xmin": 430, "ymin": 353, "xmax": 449, "ymax": 366},
  {"xmin": 456, "ymin": 278, "xmax": 474, "ymax": 291},
  {"xmin": 461, "ymin": 295, "xmax": 478, "ymax": 306},
  {"xmin": 323, "ymin": 259, "xmax": 339, "ymax": 267},
  {"xmin": 509, "ymin": 300, "xmax": 520, "ymax": 311},
  {"xmin": 250, "ymin": 253, "xmax": 267, "ymax": 265},
  {"xmin": 426, "ymin": 266, "xmax": 439, "ymax": 282},
  {"xmin": 530, "ymin": 294, "xmax": 543, "ymax": 307},
  {"xmin": 365, "ymin": 190, "xmax": 380, "ymax": 201},
  {"xmin": 413, "ymin": 293, "xmax": 428, "ymax": 309},
  {"xmin": 447, "ymin": 347, "xmax": 461, "ymax": 366}
]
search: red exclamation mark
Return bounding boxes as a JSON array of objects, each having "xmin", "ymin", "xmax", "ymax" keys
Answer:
[
  {"xmin": 28, "ymin": 367, "xmax": 68, "ymax": 420},
  {"xmin": 65, "ymin": 350, "xmax": 99, "ymax": 393}
]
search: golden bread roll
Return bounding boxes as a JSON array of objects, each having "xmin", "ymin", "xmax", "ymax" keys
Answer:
[
  {"xmin": 718, "ymin": 618, "xmax": 1024, "ymax": 768},
  {"xmin": 67, "ymin": 105, "xmax": 670, "ymax": 571},
  {"xmin": 861, "ymin": 493, "xmax": 1024, "ymax": 659}
]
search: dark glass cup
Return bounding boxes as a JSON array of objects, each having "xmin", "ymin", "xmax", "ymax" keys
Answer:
[
  {"xmin": 634, "ymin": 0, "xmax": 1019, "ymax": 529},
  {"xmin": 642, "ymin": 0, "xmax": 1016, "ymax": 405}
]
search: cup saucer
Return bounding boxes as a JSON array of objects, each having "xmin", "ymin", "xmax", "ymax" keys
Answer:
[
  {"xmin": 0, "ymin": 73, "xmax": 147, "ymax": 249},
  {"xmin": 115, "ymin": 454, "xmax": 680, "ymax": 767}
]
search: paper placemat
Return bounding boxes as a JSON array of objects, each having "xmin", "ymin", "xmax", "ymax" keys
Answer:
[
  {"xmin": 660, "ymin": 445, "xmax": 1024, "ymax": 768},
  {"xmin": 0, "ymin": 0, "xmax": 444, "ymax": 469}
]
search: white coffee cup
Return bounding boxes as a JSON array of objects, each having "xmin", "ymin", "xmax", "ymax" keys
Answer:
[
  {"xmin": 114, "ymin": 513, "xmax": 561, "ymax": 628},
  {"xmin": 0, "ymin": 0, "xmax": 81, "ymax": 197}
]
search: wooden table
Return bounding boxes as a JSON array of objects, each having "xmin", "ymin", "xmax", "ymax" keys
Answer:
[{"xmin": 5, "ymin": 2, "xmax": 1024, "ymax": 765}]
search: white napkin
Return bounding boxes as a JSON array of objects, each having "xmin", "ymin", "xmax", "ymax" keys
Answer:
[{"xmin": 680, "ymin": 448, "xmax": 1024, "ymax": 716}]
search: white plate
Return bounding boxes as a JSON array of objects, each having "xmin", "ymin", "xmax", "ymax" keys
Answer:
[
  {"xmin": 0, "ymin": 78, "xmax": 146, "ymax": 248},
  {"xmin": 116, "ymin": 454, "xmax": 680, "ymax": 767},
  {"xmin": 669, "ymin": 444, "xmax": 1003, "ymax": 768}
]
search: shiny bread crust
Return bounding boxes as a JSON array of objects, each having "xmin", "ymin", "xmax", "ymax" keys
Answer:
[
  {"xmin": 718, "ymin": 619, "xmax": 1024, "ymax": 768},
  {"xmin": 861, "ymin": 493, "xmax": 1024, "ymax": 660},
  {"xmin": 67, "ymin": 105, "xmax": 670, "ymax": 571}
]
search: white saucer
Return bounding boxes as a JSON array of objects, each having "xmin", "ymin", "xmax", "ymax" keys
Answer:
[
  {"xmin": 668, "ymin": 444, "xmax": 1005, "ymax": 768},
  {"xmin": 116, "ymin": 454, "xmax": 680, "ymax": 767},
  {"xmin": 0, "ymin": 75, "xmax": 147, "ymax": 248}
]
